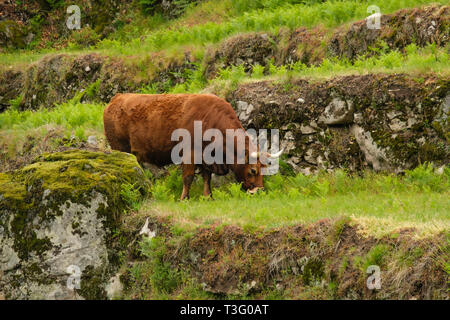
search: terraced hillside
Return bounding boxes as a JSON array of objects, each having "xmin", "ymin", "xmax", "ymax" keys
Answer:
[{"xmin": 0, "ymin": 0, "xmax": 449, "ymax": 300}]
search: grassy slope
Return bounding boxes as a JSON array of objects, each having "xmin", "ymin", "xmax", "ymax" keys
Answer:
[
  {"xmin": 1, "ymin": 1, "xmax": 449, "ymax": 301},
  {"xmin": 146, "ymin": 192, "xmax": 449, "ymax": 236},
  {"xmin": 136, "ymin": 165, "xmax": 450, "ymax": 238},
  {"xmin": 0, "ymin": 0, "xmax": 449, "ymax": 240},
  {"xmin": 0, "ymin": 0, "xmax": 447, "ymax": 67}
]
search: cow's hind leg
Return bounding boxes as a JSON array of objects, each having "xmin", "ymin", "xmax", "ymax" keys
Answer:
[
  {"xmin": 131, "ymin": 149, "xmax": 147, "ymax": 168},
  {"xmin": 129, "ymin": 137, "xmax": 149, "ymax": 168},
  {"xmin": 180, "ymin": 164, "xmax": 195, "ymax": 200},
  {"xmin": 107, "ymin": 137, "xmax": 131, "ymax": 153}
]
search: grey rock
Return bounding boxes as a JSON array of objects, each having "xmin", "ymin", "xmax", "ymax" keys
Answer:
[
  {"xmin": 300, "ymin": 124, "xmax": 316, "ymax": 135},
  {"xmin": 87, "ymin": 135, "xmax": 97, "ymax": 147},
  {"xmin": 105, "ymin": 273, "xmax": 123, "ymax": 300},
  {"xmin": 236, "ymin": 100, "xmax": 248, "ymax": 111},
  {"xmin": 433, "ymin": 94, "xmax": 449, "ymax": 130},
  {"xmin": 319, "ymin": 97, "xmax": 354, "ymax": 125},
  {"xmin": 354, "ymin": 112, "xmax": 364, "ymax": 124},
  {"xmin": 389, "ymin": 118, "xmax": 407, "ymax": 131},
  {"xmin": 350, "ymin": 125, "xmax": 391, "ymax": 171},
  {"xmin": 387, "ymin": 110, "xmax": 402, "ymax": 120},
  {"xmin": 304, "ymin": 148, "xmax": 317, "ymax": 165}
]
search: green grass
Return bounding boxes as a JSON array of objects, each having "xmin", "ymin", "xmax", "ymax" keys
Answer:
[
  {"xmin": 0, "ymin": 97, "xmax": 106, "ymax": 163},
  {"xmin": 0, "ymin": 45, "xmax": 446, "ymax": 135},
  {"xmin": 140, "ymin": 165, "xmax": 450, "ymax": 237},
  {"xmin": 0, "ymin": 0, "xmax": 445, "ymax": 67},
  {"xmin": 207, "ymin": 43, "xmax": 450, "ymax": 95},
  {"xmin": 94, "ymin": 0, "xmax": 445, "ymax": 55},
  {"xmin": 0, "ymin": 100, "xmax": 105, "ymax": 135}
]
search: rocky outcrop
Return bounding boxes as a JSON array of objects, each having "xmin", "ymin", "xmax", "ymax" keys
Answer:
[
  {"xmin": 279, "ymin": 26, "xmax": 327, "ymax": 66},
  {"xmin": 2, "ymin": 6, "xmax": 448, "ymax": 112},
  {"xmin": 0, "ymin": 19, "xmax": 34, "ymax": 49},
  {"xmin": 0, "ymin": 69, "xmax": 23, "ymax": 112},
  {"xmin": 0, "ymin": 0, "xmax": 128, "ymax": 50},
  {"xmin": 0, "ymin": 52, "xmax": 200, "ymax": 111},
  {"xmin": 0, "ymin": 53, "xmax": 145, "ymax": 111},
  {"xmin": 206, "ymin": 5, "xmax": 449, "ymax": 71},
  {"xmin": 329, "ymin": 5, "xmax": 449, "ymax": 61},
  {"xmin": 205, "ymin": 32, "xmax": 277, "ymax": 78},
  {"xmin": 0, "ymin": 150, "xmax": 149, "ymax": 299},
  {"xmin": 230, "ymin": 74, "xmax": 449, "ymax": 174}
]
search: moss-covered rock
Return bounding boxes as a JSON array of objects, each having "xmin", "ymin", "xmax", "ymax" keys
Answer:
[
  {"xmin": 0, "ymin": 20, "xmax": 30, "ymax": 49},
  {"xmin": 0, "ymin": 150, "xmax": 149, "ymax": 300},
  {"xmin": 329, "ymin": 4, "xmax": 449, "ymax": 61},
  {"xmin": 230, "ymin": 74, "xmax": 449, "ymax": 174},
  {"xmin": 205, "ymin": 32, "xmax": 278, "ymax": 78},
  {"xmin": 6, "ymin": 53, "xmax": 145, "ymax": 110}
]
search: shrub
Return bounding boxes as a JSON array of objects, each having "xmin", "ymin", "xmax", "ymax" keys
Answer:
[
  {"xmin": 140, "ymin": 236, "xmax": 181, "ymax": 293},
  {"xmin": 69, "ymin": 26, "xmax": 101, "ymax": 48},
  {"xmin": 121, "ymin": 182, "xmax": 145, "ymax": 211},
  {"xmin": 405, "ymin": 163, "xmax": 448, "ymax": 192},
  {"xmin": 363, "ymin": 244, "xmax": 390, "ymax": 270},
  {"xmin": 151, "ymin": 180, "xmax": 175, "ymax": 201},
  {"xmin": 8, "ymin": 95, "xmax": 23, "ymax": 111}
]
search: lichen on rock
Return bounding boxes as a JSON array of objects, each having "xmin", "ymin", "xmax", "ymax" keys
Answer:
[{"xmin": 0, "ymin": 150, "xmax": 149, "ymax": 300}]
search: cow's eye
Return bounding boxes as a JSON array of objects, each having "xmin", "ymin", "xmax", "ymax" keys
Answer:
[{"xmin": 250, "ymin": 168, "xmax": 257, "ymax": 175}]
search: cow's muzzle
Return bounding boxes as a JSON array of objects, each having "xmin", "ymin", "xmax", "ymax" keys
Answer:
[{"xmin": 247, "ymin": 187, "xmax": 264, "ymax": 195}]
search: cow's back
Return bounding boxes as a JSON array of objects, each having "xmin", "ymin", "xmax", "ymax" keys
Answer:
[{"xmin": 104, "ymin": 93, "xmax": 241, "ymax": 166}]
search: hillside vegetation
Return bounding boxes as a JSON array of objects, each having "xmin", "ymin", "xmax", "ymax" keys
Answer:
[{"xmin": 0, "ymin": 0, "xmax": 449, "ymax": 300}]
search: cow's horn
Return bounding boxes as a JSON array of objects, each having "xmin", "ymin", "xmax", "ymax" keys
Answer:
[
  {"xmin": 267, "ymin": 149, "xmax": 283, "ymax": 158},
  {"xmin": 250, "ymin": 151, "xmax": 258, "ymax": 159}
]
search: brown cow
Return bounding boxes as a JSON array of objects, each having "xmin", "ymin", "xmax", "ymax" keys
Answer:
[{"xmin": 103, "ymin": 93, "xmax": 281, "ymax": 200}]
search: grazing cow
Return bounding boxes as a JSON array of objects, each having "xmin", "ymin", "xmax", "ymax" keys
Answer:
[{"xmin": 103, "ymin": 93, "xmax": 282, "ymax": 200}]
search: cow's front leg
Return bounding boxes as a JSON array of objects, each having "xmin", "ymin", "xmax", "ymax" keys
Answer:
[
  {"xmin": 202, "ymin": 169, "xmax": 212, "ymax": 198},
  {"xmin": 180, "ymin": 164, "xmax": 195, "ymax": 200}
]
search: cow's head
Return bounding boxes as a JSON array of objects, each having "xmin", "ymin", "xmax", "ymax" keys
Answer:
[{"xmin": 235, "ymin": 149, "xmax": 283, "ymax": 194}]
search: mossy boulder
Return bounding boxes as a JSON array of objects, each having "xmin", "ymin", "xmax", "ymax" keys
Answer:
[
  {"xmin": 0, "ymin": 150, "xmax": 149, "ymax": 300},
  {"xmin": 0, "ymin": 20, "xmax": 31, "ymax": 49}
]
